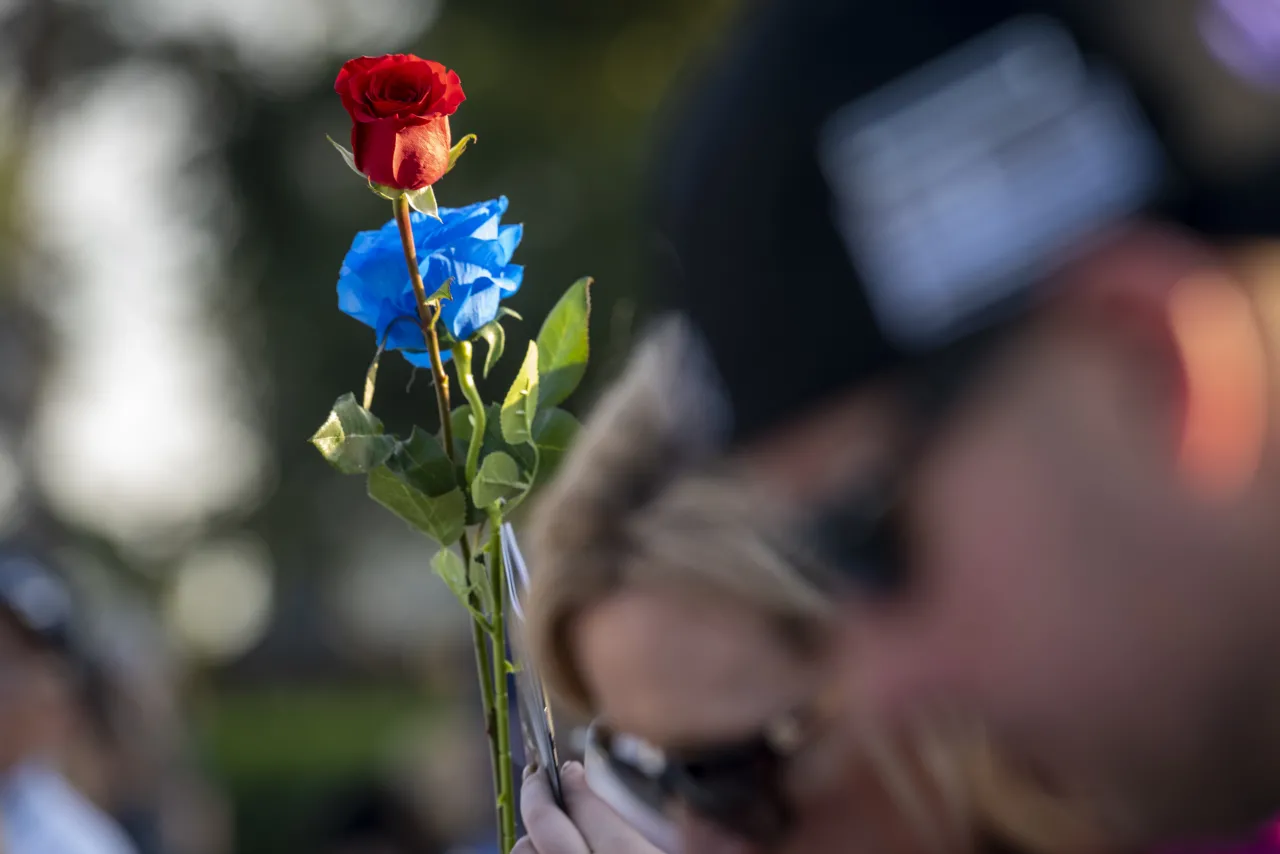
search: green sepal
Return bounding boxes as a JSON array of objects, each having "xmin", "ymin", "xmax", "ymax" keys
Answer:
[
  {"xmin": 476, "ymin": 320, "xmax": 505, "ymax": 378},
  {"xmin": 368, "ymin": 180, "xmax": 400, "ymax": 201},
  {"xmin": 405, "ymin": 184, "xmax": 439, "ymax": 219},
  {"xmin": 444, "ymin": 134, "xmax": 478, "ymax": 175},
  {"xmin": 326, "ymin": 135, "xmax": 362, "ymax": 177},
  {"xmin": 426, "ymin": 276, "xmax": 454, "ymax": 305}
]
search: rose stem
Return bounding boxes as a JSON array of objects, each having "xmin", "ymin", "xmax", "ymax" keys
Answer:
[
  {"xmin": 392, "ymin": 193, "xmax": 455, "ymax": 458},
  {"xmin": 392, "ymin": 194, "xmax": 506, "ymax": 847},
  {"xmin": 449, "ymin": 341, "xmax": 507, "ymax": 836},
  {"xmin": 487, "ymin": 508, "xmax": 518, "ymax": 854}
]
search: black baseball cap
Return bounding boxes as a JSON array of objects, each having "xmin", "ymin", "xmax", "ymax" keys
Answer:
[{"xmin": 648, "ymin": 0, "xmax": 1280, "ymax": 446}]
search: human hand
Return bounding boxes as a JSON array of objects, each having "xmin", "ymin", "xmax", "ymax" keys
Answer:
[{"xmin": 515, "ymin": 762, "xmax": 666, "ymax": 854}]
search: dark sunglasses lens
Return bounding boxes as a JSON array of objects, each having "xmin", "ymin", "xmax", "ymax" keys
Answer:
[
  {"xmin": 809, "ymin": 490, "xmax": 910, "ymax": 594},
  {"xmin": 665, "ymin": 746, "xmax": 791, "ymax": 843}
]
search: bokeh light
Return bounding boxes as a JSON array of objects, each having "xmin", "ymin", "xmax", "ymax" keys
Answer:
[{"xmin": 166, "ymin": 534, "xmax": 275, "ymax": 662}]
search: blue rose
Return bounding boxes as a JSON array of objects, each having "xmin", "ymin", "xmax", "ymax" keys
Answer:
[{"xmin": 337, "ymin": 196, "xmax": 523, "ymax": 367}]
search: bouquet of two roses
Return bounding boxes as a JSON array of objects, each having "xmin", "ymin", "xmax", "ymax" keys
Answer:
[{"xmin": 312, "ymin": 54, "xmax": 589, "ymax": 853}]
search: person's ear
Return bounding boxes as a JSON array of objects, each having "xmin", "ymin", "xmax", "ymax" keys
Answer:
[
  {"xmin": 1059, "ymin": 226, "xmax": 1268, "ymax": 499},
  {"xmin": 1166, "ymin": 270, "xmax": 1268, "ymax": 499}
]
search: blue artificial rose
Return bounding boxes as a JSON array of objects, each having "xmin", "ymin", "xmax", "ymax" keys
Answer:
[{"xmin": 337, "ymin": 196, "xmax": 523, "ymax": 367}]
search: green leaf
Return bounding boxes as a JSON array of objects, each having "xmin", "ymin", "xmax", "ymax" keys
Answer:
[
  {"xmin": 450, "ymin": 403, "xmax": 476, "ymax": 454},
  {"xmin": 384, "ymin": 427, "xmax": 458, "ymax": 497},
  {"xmin": 449, "ymin": 404, "xmax": 524, "ymax": 525},
  {"xmin": 432, "ymin": 548, "xmax": 493, "ymax": 626},
  {"xmin": 505, "ymin": 659, "xmax": 522, "ymax": 675},
  {"xmin": 426, "ymin": 276, "xmax": 453, "ymax": 305},
  {"xmin": 368, "ymin": 468, "xmax": 466, "ymax": 545},
  {"xmin": 536, "ymin": 277, "xmax": 592, "ymax": 408},
  {"xmin": 476, "ymin": 321, "xmax": 505, "ymax": 378},
  {"xmin": 471, "ymin": 452, "xmax": 529, "ymax": 509},
  {"xmin": 431, "ymin": 547, "xmax": 470, "ymax": 603},
  {"xmin": 326, "ymin": 135, "xmax": 363, "ymax": 177},
  {"xmin": 451, "ymin": 404, "xmax": 535, "ymax": 471},
  {"xmin": 501, "ymin": 342, "xmax": 540, "ymax": 446},
  {"xmin": 405, "ymin": 184, "xmax": 440, "ymax": 219},
  {"xmin": 444, "ymin": 133, "xmax": 477, "ymax": 174},
  {"xmin": 531, "ymin": 408, "xmax": 580, "ymax": 485},
  {"xmin": 310, "ymin": 393, "xmax": 396, "ymax": 474}
]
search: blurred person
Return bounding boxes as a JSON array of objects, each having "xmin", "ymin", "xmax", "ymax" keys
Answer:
[
  {"xmin": 0, "ymin": 550, "xmax": 138, "ymax": 854},
  {"xmin": 519, "ymin": 0, "xmax": 1280, "ymax": 851},
  {"xmin": 63, "ymin": 650, "xmax": 231, "ymax": 854},
  {"xmin": 522, "ymin": 324, "xmax": 1104, "ymax": 854}
]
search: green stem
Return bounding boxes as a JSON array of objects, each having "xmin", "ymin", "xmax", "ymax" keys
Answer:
[
  {"xmin": 488, "ymin": 512, "xmax": 517, "ymax": 854},
  {"xmin": 393, "ymin": 195, "xmax": 505, "ymax": 845},
  {"xmin": 452, "ymin": 341, "xmax": 487, "ymax": 487},
  {"xmin": 460, "ymin": 531, "xmax": 504, "ymax": 842},
  {"xmin": 392, "ymin": 194, "xmax": 455, "ymax": 457}
]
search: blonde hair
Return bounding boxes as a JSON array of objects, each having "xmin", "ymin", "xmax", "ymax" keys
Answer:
[
  {"xmin": 526, "ymin": 318, "xmax": 837, "ymax": 712},
  {"xmin": 524, "ymin": 318, "xmax": 1105, "ymax": 854}
]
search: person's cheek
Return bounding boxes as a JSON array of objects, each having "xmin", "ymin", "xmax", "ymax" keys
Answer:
[
  {"xmin": 914, "ymin": 425, "xmax": 1069, "ymax": 681},
  {"xmin": 839, "ymin": 429, "xmax": 1066, "ymax": 752},
  {"xmin": 783, "ymin": 775, "xmax": 943, "ymax": 854},
  {"xmin": 786, "ymin": 722, "xmax": 963, "ymax": 854},
  {"xmin": 679, "ymin": 811, "xmax": 759, "ymax": 854}
]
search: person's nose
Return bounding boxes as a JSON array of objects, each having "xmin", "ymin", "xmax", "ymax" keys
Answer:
[{"xmin": 680, "ymin": 812, "xmax": 762, "ymax": 854}]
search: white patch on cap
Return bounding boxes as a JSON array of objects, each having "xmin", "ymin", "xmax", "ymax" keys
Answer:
[{"xmin": 818, "ymin": 16, "xmax": 1163, "ymax": 350}]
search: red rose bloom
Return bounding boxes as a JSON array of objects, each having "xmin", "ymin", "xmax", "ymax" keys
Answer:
[{"xmin": 334, "ymin": 54, "xmax": 466, "ymax": 191}]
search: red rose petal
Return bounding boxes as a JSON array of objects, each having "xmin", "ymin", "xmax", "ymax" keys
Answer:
[
  {"xmin": 335, "ymin": 55, "xmax": 402, "ymax": 120},
  {"xmin": 431, "ymin": 69, "xmax": 466, "ymax": 116},
  {"xmin": 334, "ymin": 55, "xmax": 385, "ymax": 93},
  {"xmin": 353, "ymin": 115, "xmax": 451, "ymax": 190},
  {"xmin": 364, "ymin": 61, "xmax": 445, "ymax": 118},
  {"xmin": 391, "ymin": 116, "xmax": 451, "ymax": 188},
  {"xmin": 337, "ymin": 54, "xmax": 464, "ymax": 175}
]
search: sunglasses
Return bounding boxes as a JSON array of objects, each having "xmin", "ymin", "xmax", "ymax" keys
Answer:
[
  {"xmin": 599, "ymin": 711, "xmax": 813, "ymax": 847},
  {"xmin": 807, "ymin": 323, "xmax": 1015, "ymax": 593}
]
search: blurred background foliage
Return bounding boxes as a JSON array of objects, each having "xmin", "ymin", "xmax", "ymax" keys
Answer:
[{"xmin": 0, "ymin": 0, "xmax": 737, "ymax": 851}]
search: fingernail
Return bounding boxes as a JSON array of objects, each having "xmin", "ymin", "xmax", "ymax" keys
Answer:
[
  {"xmin": 523, "ymin": 762, "xmax": 537, "ymax": 780},
  {"xmin": 561, "ymin": 759, "xmax": 582, "ymax": 776}
]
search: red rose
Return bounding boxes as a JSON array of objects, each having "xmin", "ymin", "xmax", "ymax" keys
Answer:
[{"xmin": 334, "ymin": 54, "xmax": 466, "ymax": 191}]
